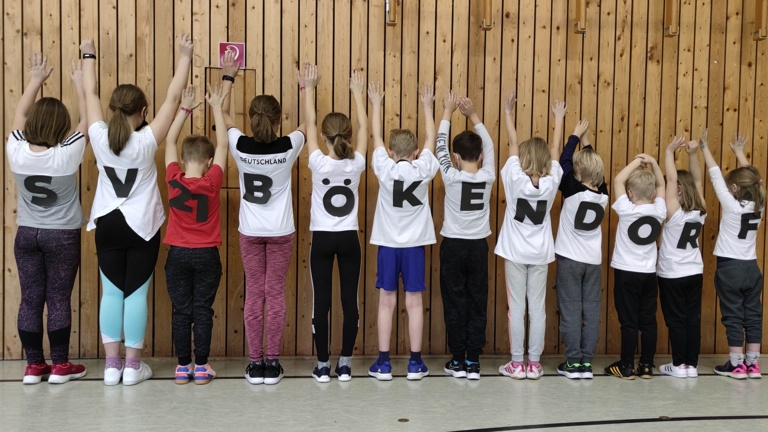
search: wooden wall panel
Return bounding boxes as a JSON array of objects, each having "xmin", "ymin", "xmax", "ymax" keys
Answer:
[{"xmin": 2, "ymin": 0, "xmax": 767, "ymax": 360}]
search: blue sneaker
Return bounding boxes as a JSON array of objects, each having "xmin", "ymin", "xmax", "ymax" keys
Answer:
[
  {"xmin": 368, "ymin": 360, "xmax": 393, "ymax": 381},
  {"xmin": 193, "ymin": 364, "xmax": 216, "ymax": 385},
  {"xmin": 175, "ymin": 364, "xmax": 193, "ymax": 385},
  {"xmin": 407, "ymin": 359, "xmax": 429, "ymax": 381}
]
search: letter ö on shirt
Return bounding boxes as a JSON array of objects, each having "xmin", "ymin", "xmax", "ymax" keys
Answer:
[{"xmin": 322, "ymin": 178, "xmax": 355, "ymax": 217}]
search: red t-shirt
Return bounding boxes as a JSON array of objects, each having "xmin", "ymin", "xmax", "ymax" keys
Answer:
[{"xmin": 164, "ymin": 162, "xmax": 223, "ymax": 247}]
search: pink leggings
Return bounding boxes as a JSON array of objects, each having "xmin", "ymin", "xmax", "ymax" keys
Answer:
[{"xmin": 240, "ymin": 233, "xmax": 295, "ymax": 362}]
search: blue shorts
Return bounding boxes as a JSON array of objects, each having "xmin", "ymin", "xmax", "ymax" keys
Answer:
[{"xmin": 376, "ymin": 246, "xmax": 427, "ymax": 292}]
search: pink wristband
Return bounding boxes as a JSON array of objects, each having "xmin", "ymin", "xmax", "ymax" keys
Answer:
[{"xmin": 181, "ymin": 107, "xmax": 193, "ymax": 116}]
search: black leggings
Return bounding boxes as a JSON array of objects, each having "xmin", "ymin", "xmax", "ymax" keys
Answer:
[
  {"xmin": 658, "ymin": 274, "xmax": 702, "ymax": 367},
  {"xmin": 310, "ymin": 230, "xmax": 361, "ymax": 362}
]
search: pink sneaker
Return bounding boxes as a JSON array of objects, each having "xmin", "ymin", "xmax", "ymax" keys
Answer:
[
  {"xmin": 526, "ymin": 362, "xmax": 543, "ymax": 380},
  {"xmin": 48, "ymin": 362, "xmax": 87, "ymax": 384},
  {"xmin": 498, "ymin": 361, "xmax": 526, "ymax": 380},
  {"xmin": 746, "ymin": 362, "xmax": 762, "ymax": 379},
  {"xmin": 714, "ymin": 360, "xmax": 747, "ymax": 379},
  {"xmin": 23, "ymin": 362, "xmax": 51, "ymax": 385}
]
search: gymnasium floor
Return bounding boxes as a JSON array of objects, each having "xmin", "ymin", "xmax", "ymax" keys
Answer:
[{"xmin": 1, "ymin": 356, "xmax": 766, "ymax": 431}]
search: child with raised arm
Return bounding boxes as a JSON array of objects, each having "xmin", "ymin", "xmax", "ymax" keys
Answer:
[
  {"xmin": 163, "ymin": 83, "xmax": 229, "ymax": 385},
  {"xmin": 657, "ymin": 136, "xmax": 707, "ymax": 379},
  {"xmin": 496, "ymin": 95, "xmax": 565, "ymax": 380},
  {"xmin": 436, "ymin": 93, "xmax": 496, "ymax": 380},
  {"xmin": 605, "ymin": 153, "xmax": 666, "ymax": 380},
  {"xmin": 81, "ymin": 35, "xmax": 193, "ymax": 386},
  {"xmin": 554, "ymin": 120, "xmax": 609, "ymax": 380},
  {"xmin": 368, "ymin": 83, "xmax": 439, "ymax": 381},
  {"xmin": 302, "ymin": 64, "xmax": 368, "ymax": 383},
  {"xmin": 8, "ymin": 55, "xmax": 89, "ymax": 384},
  {"xmin": 700, "ymin": 132, "xmax": 764, "ymax": 379}
]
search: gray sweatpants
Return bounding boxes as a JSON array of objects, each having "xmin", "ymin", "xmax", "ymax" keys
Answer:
[
  {"xmin": 556, "ymin": 255, "xmax": 602, "ymax": 364},
  {"xmin": 714, "ymin": 259, "xmax": 763, "ymax": 347}
]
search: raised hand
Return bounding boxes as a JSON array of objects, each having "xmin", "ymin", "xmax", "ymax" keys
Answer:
[
  {"xmin": 699, "ymin": 128, "xmax": 708, "ymax": 149},
  {"xmin": 205, "ymin": 83, "xmax": 227, "ymax": 109},
  {"xmin": 635, "ymin": 153, "xmax": 655, "ymax": 165},
  {"xmin": 70, "ymin": 59, "xmax": 84, "ymax": 90},
  {"xmin": 666, "ymin": 135, "xmax": 686, "ymax": 153},
  {"xmin": 302, "ymin": 63, "xmax": 320, "ymax": 89},
  {"xmin": 729, "ymin": 132, "xmax": 748, "ymax": 153},
  {"xmin": 350, "ymin": 69, "xmax": 364, "ymax": 95},
  {"xmin": 221, "ymin": 49, "xmax": 240, "ymax": 77},
  {"xmin": 420, "ymin": 83, "xmax": 435, "ymax": 107},
  {"xmin": 573, "ymin": 119, "xmax": 589, "ymax": 138},
  {"xmin": 551, "ymin": 99, "xmax": 567, "ymax": 119},
  {"xmin": 178, "ymin": 34, "xmax": 194, "ymax": 58},
  {"xmin": 180, "ymin": 85, "xmax": 202, "ymax": 111},
  {"xmin": 368, "ymin": 81, "xmax": 384, "ymax": 106},
  {"xmin": 684, "ymin": 140, "xmax": 699, "ymax": 154},
  {"xmin": 443, "ymin": 91, "xmax": 459, "ymax": 113},
  {"xmin": 458, "ymin": 97, "xmax": 476, "ymax": 118},
  {"xmin": 29, "ymin": 53, "xmax": 53, "ymax": 83},
  {"xmin": 504, "ymin": 91, "xmax": 517, "ymax": 115},
  {"xmin": 79, "ymin": 39, "xmax": 96, "ymax": 56}
]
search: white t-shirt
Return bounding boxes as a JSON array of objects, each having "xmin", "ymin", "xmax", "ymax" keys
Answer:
[
  {"xmin": 494, "ymin": 157, "xmax": 564, "ymax": 265},
  {"xmin": 7, "ymin": 130, "xmax": 87, "ymax": 229},
  {"xmin": 87, "ymin": 121, "xmax": 165, "ymax": 241},
  {"xmin": 709, "ymin": 166, "xmax": 763, "ymax": 259},
  {"xmin": 228, "ymin": 127, "xmax": 305, "ymax": 237},
  {"xmin": 435, "ymin": 120, "xmax": 496, "ymax": 239},
  {"xmin": 308, "ymin": 149, "xmax": 366, "ymax": 232},
  {"xmin": 370, "ymin": 146, "xmax": 439, "ymax": 247},
  {"xmin": 610, "ymin": 195, "xmax": 666, "ymax": 273},
  {"xmin": 657, "ymin": 208, "xmax": 706, "ymax": 278},
  {"xmin": 555, "ymin": 174, "xmax": 609, "ymax": 265}
]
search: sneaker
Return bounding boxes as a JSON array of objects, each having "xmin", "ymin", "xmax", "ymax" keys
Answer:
[
  {"xmin": 466, "ymin": 361, "xmax": 481, "ymax": 380},
  {"xmin": 746, "ymin": 363, "xmax": 762, "ymax": 379},
  {"xmin": 659, "ymin": 363, "xmax": 687, "ymax": 378},
  {"xmin": 368, "ymin": 359, "xmax": 393, "ymax": 381},
  {"xmin": 174, "ymin": 364, "xmax": 193, "ymax": 385},
  {"xmin": 264, "ymin": 359, "xmax": 284, "ymax": 385},
  {"xmin": 557, "ymin": 361, "xmax": 581, "ymax": 379},
  {"xmin": 194, "ymin": 364, "xmax": 216, "ymax": 385},
  {"xmin": 334, "ymin": 364, "xmax": 352, "ymax": 382},
  {"xmin": 406, "ymin": 359, "xmax": 429, "ymax": 381},
  {"xmin": 686, "ymin": 365, "xmax": 698, "ymax": 378},
  {"xmin": 104, "ymin": 364, "xmax": 123, "ymax": 386},
  {"xmin": 604, "ymin": 361, "xmax": 635, "ymax": 380},
  {"xmin": 23, "ymin": 363, "xmax": 51, "ymax": 385},
  {"xmin": 637, "ymin": 363, "xmax": 654, "ymax": 379},
  {"xmin": 444, "ymin": 360, "xmax": 467, "ymax": 378},
  {"xmin": 526, "ymin": 362, "xmax": 543, "ymax": 380},
  {"xmin": 48, "ymin": 362, "xmax": 87, "ymax": 384},
  {"xmin": 499, "ymin": 361, "xmax": 526, "ymax": 380},
  {"xmin": 122, "ymin": 361, "xmax": 153, "ymax": 386},
  {"xmin": 579, "ymin": 363, "xmax": 594, "ymax": 379},
  {"xmin": 245, "ymin": 361, "xmax": 265, "ymax": 385},
  {"xmin": 714, "ymin": 360, "xmax": 747, "ymax": 379},
  {"xmin": 312, "ymin": 366, "xmax": 331, "ymax": 383}
]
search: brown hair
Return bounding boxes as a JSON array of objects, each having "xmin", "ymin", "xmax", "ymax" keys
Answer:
[
  {"xmin": 23, "ymin": 98, "xmax": 71, "ymax": 148},
  {"xmin": 108, "ymin": 84, "xmax": 148, "ymax": 156},
  {"xmin": 452, "ymin": 130, "xmax": 483, "ymax": 162},
  {"xmin": 573, "ymin": 147, "xmax": 605, "ymax": 188},
  {"xmin": 627, "ymin": 168, "xmax": 656, "ymax": 201},
  {"xmin": 249, "ymin": 95, "xmax": 281, "ymax": 142},
  {"xmin": 519, "ymin": 137, "xmax": 551, "ymax": 177},
  {"xmin": 322, "ymin": 112, "xmax": 354, "ymax": 159},
  {"xmin": 725, "ymin": 166, "xmax": 766, "ymax": 216},
  {"xmin": 181, "ymin": 135, "xmax": 215, "ymax": 164},
  {"xmin": 676, "ymin": 170, "xmax": 707, "ymax": 215},
  {"xmin": 389, "ymin": 129, "xmax": 418, "ymax": 159}
]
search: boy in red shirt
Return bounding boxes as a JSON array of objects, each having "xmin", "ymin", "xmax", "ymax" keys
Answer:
[{"xmin": 163, "ymin": 84, "xmax": 229, "ymax": 385}]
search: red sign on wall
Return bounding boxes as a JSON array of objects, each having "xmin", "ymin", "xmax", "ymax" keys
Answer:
[{"xmin": 218, "ymin": 42, "xmax": 246, "ymax": 69}]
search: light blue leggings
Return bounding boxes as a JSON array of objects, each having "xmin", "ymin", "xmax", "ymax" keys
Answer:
[{"xmin": 99, "ymin": 270, "xmax": 150, "ymax": 349}]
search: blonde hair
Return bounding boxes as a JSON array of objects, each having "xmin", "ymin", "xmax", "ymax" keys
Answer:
[
  {"xmin": 725, "ymin": 166, "xmax": 766, "ymax": 215},
  {"xmin": 389, "ymin": 129, "xmax": 417, "ymax": 159},
  {"xmin": 24, "ymin": 98, "xmax": 71, "ymax": 148},
  {"xmin": 519, "ymin": 137, "xmax": 551, "ymax": 177},
  {"xmin": 676, "ymin": 170, "xmax": 707, "ymax": 215},
  {"xmin": 108, "ymin": 84, "xmax": 147, "ymax": 156},
  {"xmin": 627, "ymin": 168, "xmax": 656, "ymax": 201},
  {"xmin": 573, "ymin": 148, "xmax": 605, "ymax": 187},
  {"xmin": 181, "ymin": 135, "xmax": 215, "ymax": 164},
  {"xmin": 322, "ymin": 112, "xmax": 354, "ymax": 159},
  {"xmin": 248, "ymin": 95, "xmax": 281, "ymax": 142}
]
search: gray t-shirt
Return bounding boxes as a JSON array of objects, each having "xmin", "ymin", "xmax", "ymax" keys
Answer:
[{"xmin": 7, "ymin": 130, "xmax": 87, "ymax": 229}]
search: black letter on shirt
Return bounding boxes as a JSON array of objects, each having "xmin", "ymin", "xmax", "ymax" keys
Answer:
[
  {"xmin": 574, "ymin": 201, "xmax": 605, "ymax": 231},
  {"xmin": 628, "ymin": 216, "xmax": 662, "ymax": 245},
  {"xmin": 322, "ymin": 178, "xmax": 355, "ymax": 217},
  {"xmin": 676, "ymin": 222, "xmax": 702, "ymax": 249},
  {"xmin": 739, "ymin": 213, "xmax": 761, "ymax": 239},
  {"xmin": 393, "ymin": 180, "xmax": 423, "ymax": 208},
  {"xmin": 243, "ymin": 173, "xmax": 273, "ymax": 204},
  {"xmin": 104, "ymin": 167, "xmax": 138, "ymax": 198},
  {"xmin": 23, "ymin": 176, "xmax": 57, "ymax": 206},
  {"xmin": 514, "ymin": 199, "xmax": 547, "ymax": 225},
  {"xmin": 168, "ymin": 180, "xmax": 210, "ymax": 223},
  {"xmin": 460, "ymin": 182, "xmax": 485, "ymax": 211}
]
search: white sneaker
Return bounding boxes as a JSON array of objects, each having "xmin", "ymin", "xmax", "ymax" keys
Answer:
[
  {"xmin": 686, "ymin": 365, "xmax": 698, "ymax": 378},
  {"xmin": 499, "ymin": 361, "xmax": 526, "ymax": 380},
  {"xmin": 659, "ymin": 362, "xmax": 687, "ymax": 378},
  {"xmin": 122, "ymin": 361, "xmax": 153, "ymax": 386},
  {"xmin": 526, "ymin": 363, "xmax": 543, "ymax": 380},
  {"xmin": 104, "ymin": 366, "xmax": 123, "ymax": 386}
]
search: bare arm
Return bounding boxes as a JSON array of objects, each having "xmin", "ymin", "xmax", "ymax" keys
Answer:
[
  {"xmin": 684, "ymin": 139, "xmax": 706, "ymax": 207},
  {"xmin": 206, "ymin": 83, "xmax": 230, "ymax": 169},
  {"xmin": 79, "ymin": 40, "xmax": 104, "ymax": 126},
  {"xmin": 551, "ymin": 99, "xmax": 566, "ymax": 161},
  {"xmin": 420, "ymin": 83, "xmax": 436, "ymax": 154},
  {"xmin": 729, "ymin": 133, "xmax": 750, "ymax": 167},
  {"xmin": 368, "ymin": 81, "xmax": 385, "ymax": 149},
  {"xmin": 149, "ymin": 34, "xmax": 194, "ymax": 144},
  {"xmin": 646, "ymin": 155, "xmax": 666, "ymax": 200},
  {"xmin": 165, "ymin": 86, "xmax": 200, "ymax": 166},
  {"xmin": 698, "ymin": 128, "xmax": 718, "ymax": 170},
  {"xmin": 503, "ymin": 92, "xmax": 518, "ymax": 157},
  {"xmin": 69, "ymin": 59, "xmax": 88, "ymax": 136},
  {"xmin": 664, "ymin": 135, "xmax": 685, "ymax": 218},
  {"xmin": 13, "ymin": 53, "xmax": 54, "ymax": 131},
  {"xmin": 442, "ymin": 91, "xmax": 458, "ymax": 122},
  {"xmin": 302, "ymin": 63, "xmax": 320, "ymax": 155},
  {"xmin": 219, "ymin": 50, "xmax": 239, "ymax": 129},
  {"xmin": 613, "ymin": 157, "xmax": 644, "ymax": 200},
  {"xmin": 350, "ymin": 70, "xmax": 368, "ymax": 155}
]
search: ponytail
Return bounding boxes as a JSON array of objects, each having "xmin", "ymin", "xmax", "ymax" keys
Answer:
[
  {"xmin": 322, "ymin": 112, "xmax": 354, "ymax": 159},
  {"xmin": 726, "ymin": 166, "xmax": 766, "ymax": 216},
  {"xmin": 331, "ymin": 135, "xmax": 355, "ymax": 159},
  {"xmin": 108, "ymin": 109, "xmax": 132, "ymax": 156},
  {"xmin": 249, "ymin": 95, "xmax": 281, "ymax": 142},
  {"xmin": 107, "ymin": 84, "xmax": 148, "ymax": 156}
]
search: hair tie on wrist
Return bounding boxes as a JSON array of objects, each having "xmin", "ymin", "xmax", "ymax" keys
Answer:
[
  {"xmin": 299, "ymin": 86, "xmax": 306, "ymax": 91},
  {"xmin": 222, "ymin": 75, "xmax": 235, "ymax": 83},
  {"xmin": 82, "ymin": 53, "xmax": 96, "ymax": 60},
  {"xmin": 181, "ymin": 107, "xmax": 193, "ymax": 116}
]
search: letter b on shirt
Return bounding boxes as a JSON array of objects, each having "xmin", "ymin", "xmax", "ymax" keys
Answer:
[{"xmin": 243, "ymin": 173, "xmax": 274, "ymax": 204}]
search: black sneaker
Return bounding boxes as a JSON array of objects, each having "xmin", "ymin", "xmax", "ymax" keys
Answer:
[
  {"xmin": 264, "ymin": 359, "xmax": 284, "ymax": 385},
  {"xmin": 245, "ymin": 361, "xmax": 265, "ymax": 385},
  {"xmin": 714, "ymin": 360, "xmax": 748, "ymax": 379},
  {"xmin": 466, "ymin": 361, "xmax": 481, "ymax": 380},
  {"xmin": 579, "ymin": 363, "xmax": 594, "ymax": 379},
  {"xmin": 604, "ymin": 361, "xmax": 635, "ymax": 380},
  {"xmin": 637, "ymin": 363, "xmax": 654, "ymax": 379},
  {"xmin": 557, "ymin": 361, "xmax": 581, "ymax": 379},
  {"xmin": 334, "ymin": 364, "xmax": 352, "ymax": 382},
  {"xmin": 312, "ymin": 366, "xmax": 330, "ymax": 383},
  {"xmin": 444, "ymin": 360, "xmax": 467, "ymax": 378}
]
